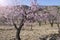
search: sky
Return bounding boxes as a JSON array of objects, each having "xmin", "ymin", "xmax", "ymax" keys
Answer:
[{"xmin": 0, "ymin": 0, "xmax": 60, "ymax": 6}]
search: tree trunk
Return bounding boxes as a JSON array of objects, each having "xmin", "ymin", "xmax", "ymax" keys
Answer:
[
  {"xmin": 13, "ymin": 19, "xmax": 24, "ymax": 40},
  {"xmin": 57, "ymin": 23, "xmax": 59, "ymax": 28},
  {"xmin": 49, "ymin": 20, "xmax": 54, "ymax": 27},
  {"xmin": 30, "ymin": 24, "xmax": 33, "ymax": 30},
  {"xmin": 58, "ymin": 27, "xmax": 60, "ymax": 34},
  {"xmin": 16, "ymin": 23, "xmax": 24, "ymax": 40},
  {"xmin": 50, "ymin": 22, "xmax": 53, "ymax": 27},
  {"xmin": 39, "ymin": 21, "xmax": 41, "ymax": 26},
  {"xmin": 45, "ymin": 21, "xmax": 46, "ymax": 24},
  {"xmin": 16, "ymin": 29, "xmax": 21, "ymax": 40}
]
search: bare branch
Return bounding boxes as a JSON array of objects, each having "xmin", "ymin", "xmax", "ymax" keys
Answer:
[
  {"xmin": 12, "ymin": 18, "xmax": 18, "ymax": 30},
  {"xmin": 19, "ymin": 18, "xmax": 24, "ymax": 29}
]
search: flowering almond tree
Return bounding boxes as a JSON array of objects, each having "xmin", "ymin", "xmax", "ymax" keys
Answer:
[{"xmin": 8, "ymin": 5, "xmax": 36, "ymax": 40}]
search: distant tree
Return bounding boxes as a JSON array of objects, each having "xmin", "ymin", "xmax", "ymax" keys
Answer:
[
  {"xmin": 0, "ymin": 15, "xmax": 7, "ymax": 24},
  {"xmin": 48, "ymin": 13, "xmax": 55, "ymax": 27},
  {"xmin": 43, "ymin": 12, "xmax": 49, "ymax": 24},
  {"xmin": 36, "ymin": 14, "xmax": 43, "ymax": 26}
]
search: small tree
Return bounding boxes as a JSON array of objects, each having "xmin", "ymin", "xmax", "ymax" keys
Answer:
[
  {"xmin": 12, "ymin": 15, "xmax": 25, "ymax": 40},
  {"xmin": 48, "ymin": 13, "xmax": 55, "ymax": 27}
]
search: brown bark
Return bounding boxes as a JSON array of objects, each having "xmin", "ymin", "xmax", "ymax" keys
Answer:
[
  {"xmin": 30, "ymin": 24, "xmax": 33, "ymax": 30},
  {"xmin": 39, "ymin": 21, "xmax": 41, "ymax": 26},
  {"xmin": 49, "ymin": 20, "xmax": 54, "ymax": 27},
  {"xmin": 16, "ymin": 29, "xmax": 21, "ymax": 40}
]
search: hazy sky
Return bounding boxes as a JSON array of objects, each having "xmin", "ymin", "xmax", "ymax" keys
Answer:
[{"xmin": 0, "ymin": 0, "xmax": 60, "ymax": 6}]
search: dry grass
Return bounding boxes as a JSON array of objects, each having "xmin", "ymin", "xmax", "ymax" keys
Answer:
[{"xmin": 0, "ymin": 23, "xmax": 59, "ymax": 40}]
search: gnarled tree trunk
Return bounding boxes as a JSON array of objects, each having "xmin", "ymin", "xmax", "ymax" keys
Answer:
[
  {"xmin": 16, "ymin": 29, "xmax": 21, "ymax": 40},
  {"xmin": 13, "ymin": 18, "xmax": 24, "ymax": 40}
]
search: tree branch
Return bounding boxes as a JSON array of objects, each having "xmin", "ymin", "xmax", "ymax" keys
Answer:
[
  {"xmin": 12, "ymin": 18, "xmax": 18, "ymax": 30},
  {"xmin": 19, "ymin": 18, "xmax": 24, "ymax": 29}
]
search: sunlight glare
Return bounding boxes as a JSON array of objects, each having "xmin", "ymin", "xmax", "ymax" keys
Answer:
[{"xmin": 0, "ymin": 0, "xmax": 7, "ymax": 6}]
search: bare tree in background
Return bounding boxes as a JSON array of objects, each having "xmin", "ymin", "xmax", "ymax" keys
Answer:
[{"xmin": 48, "ymin": 13, "xmax": 55, "ymax": 27}]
